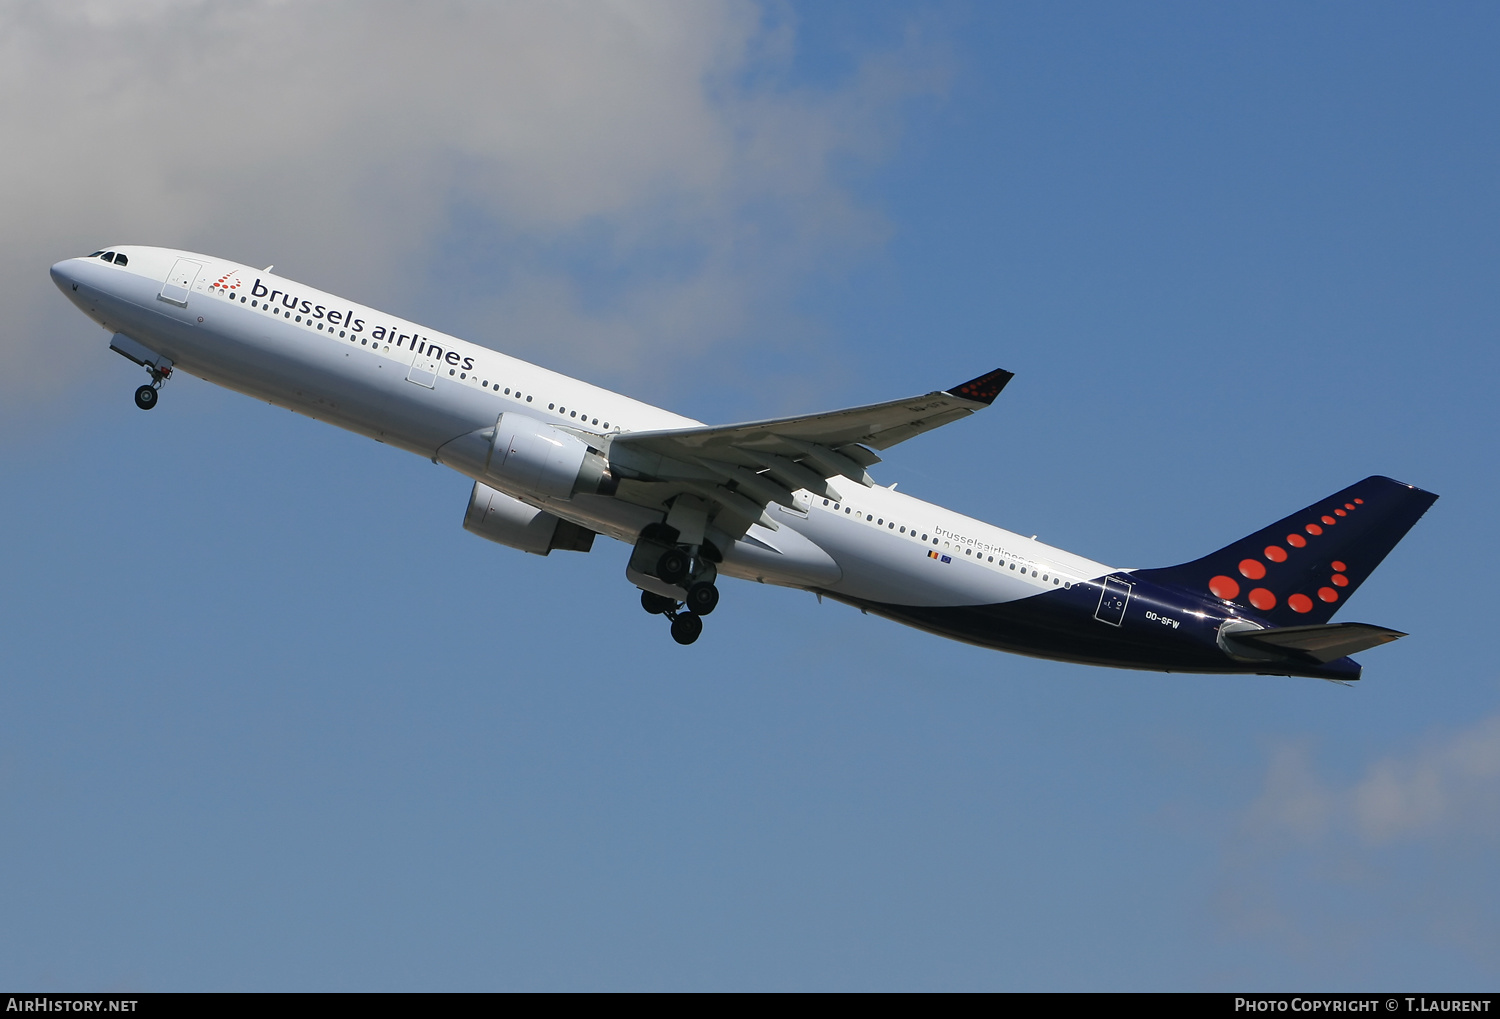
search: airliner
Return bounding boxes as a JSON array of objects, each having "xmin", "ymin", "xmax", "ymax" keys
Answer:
[{"xmin": 51, "ymin": 246, "xmax": 1437, "ymax": 680}]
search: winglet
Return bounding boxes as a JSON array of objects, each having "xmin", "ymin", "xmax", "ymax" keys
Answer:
[{"xmin": 946, "ymin": 368, "xmax": 1014, "ymax": 406}]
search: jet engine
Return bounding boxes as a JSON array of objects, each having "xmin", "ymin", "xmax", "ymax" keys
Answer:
[
  {"xmin": 436, "ymin": 412, "xmax": 616, "ymax": 501},
  {"xmin": 463, "ymin": 482, "xmax": 595, "ymax": 555}
]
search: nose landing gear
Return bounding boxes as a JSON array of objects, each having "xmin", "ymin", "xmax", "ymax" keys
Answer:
[{"xmin": 133, "ymin": 364, "xmax": 171, "ymax": 411}]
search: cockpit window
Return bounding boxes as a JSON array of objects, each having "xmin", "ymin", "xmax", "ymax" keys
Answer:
[
  {"xmin": 99, "ymin": 251, "xmax": 127, "ymax": 266},
  {"xmin": 113, "ymin": 253, "xmax": 127, "ymax": 266},
  {"xmin": 89, "ymin": 251, "xmax": 104, "ymax": 258},
  {"xmin": 101, "ymin": 252, "xmax": 115, "ymax": 262}
]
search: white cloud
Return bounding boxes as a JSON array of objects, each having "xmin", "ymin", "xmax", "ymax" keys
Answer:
[
  {"xmin": 0, "ymin": 0, "xmax": 942, "ymax": 410},
  {"xmin": 1243, "ymin": 714, "xmax": 1500, "ymax": 847},
  {"xmin": 1218, "ymin": 713, "xmax": 1500, "ymax": 969}
]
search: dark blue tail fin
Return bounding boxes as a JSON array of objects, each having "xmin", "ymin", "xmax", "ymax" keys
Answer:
[{"xmin": 1135, "ymin": 476, "xmax": 1437, "ymax": 626}]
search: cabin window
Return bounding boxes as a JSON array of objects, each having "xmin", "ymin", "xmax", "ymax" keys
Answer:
[
  {"xmin": 549, "ymin": 403, "xmax": 555, "ymax": 410},
  {"xmin": 570, "ymin": 411, "xmax": 576, "ymax": 418},
  {"xmin": 845, "ymin": 507, "xmax": 851, "ymax": 514},
  {"xmin": 449, "ymin": 369, "xmax": 455, "ymax": 375},
  {"xmin": 460, "ymin": 373, "xmax": 466, "ymax": 379},
  {"xmin": 824, "ymin": 500, "xmax": 830, "ymax": 506},
  {"xmin": 1009, "ymin": 564, "xmax": 1015, "ymax": 570},
  {"xmin": 526, "ymin": 396, "xmax": 532, "ymax": 402},
  {"xmin": 603, "ymin": 422, "xmax": 609, "ymax": 429},
  {"xmin": 592, "ymin": 418, "xmax": 598, "ymax": 426},
  {"xmin": 888, "ymin": 522, "xmax": 894, "ymax": 529}
]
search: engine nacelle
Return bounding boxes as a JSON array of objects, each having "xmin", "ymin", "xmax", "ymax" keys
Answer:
[
  {"xmin": 463, "ymin": 482, "xmax": 595, "ymax": 556},
  {"xmin": 436, "ymin": 412, "xmax": 615, "ymax": 501}
]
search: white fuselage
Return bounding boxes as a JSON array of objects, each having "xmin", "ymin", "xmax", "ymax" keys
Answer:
[{"xmin": 52, "ymin": 246, "xmax": 1112, "ymax": 614}]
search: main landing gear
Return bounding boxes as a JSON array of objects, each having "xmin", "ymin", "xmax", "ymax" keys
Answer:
[
  {"xmin": 630, "ymin": 523, "xmax": 722, "ymax": 646},
  {"xmin": 640, "ymin": 590, "xmax": 707, "ymax": 645},
  {"xmin": 133, "ymin": 364, "xmax": 171, "ymax": 411}
]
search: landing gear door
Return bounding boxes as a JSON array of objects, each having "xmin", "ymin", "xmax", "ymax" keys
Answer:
[
  {"xmin": 406, "ymin": 349, "xmax": 440, "ymax": 389},
  {"xmin": 1094, "ymin": 576, "xmax": 1133, "ymax": 626},
  {"xmin": 159, "ymin": 258, "xmax": 203, "ymax": 307}
]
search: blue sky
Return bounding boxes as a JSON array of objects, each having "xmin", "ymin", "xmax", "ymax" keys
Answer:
[{"xmin": 1, "ymin": 1, "xmax": 1496, "ymax": 990}]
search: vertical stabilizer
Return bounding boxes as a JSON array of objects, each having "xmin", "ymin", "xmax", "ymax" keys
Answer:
[{"xmin": 1135, "ymin": 476, "xmax": 1437, "ymax": 626}]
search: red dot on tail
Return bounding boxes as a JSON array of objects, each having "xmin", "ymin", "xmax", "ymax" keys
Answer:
[
  {"xmin": 1318, "ymin": 587, "xmax": 1339, "ymax": 602},
  {"xmin": 1288, "ymin": 594, "xmax": 1313, "ymax": 614},
  {"xmin": 1306, "ymin": 524, "xmax": 1323, "ymax": 536},
  {"xmin": 1249, "ymin": 588, "xmax": 1276, "ymax": 611},
  {"xmin": 1264, "ymin": 546, "xmax": 1288, "ymax": 563},
  {"xmin": 1287, "ymin": 534, "xmax": 1307, "ymax": 548},
  {"xmin": 1239, "ymin": 559, "xmax": 1267, "ymax": 580},
  {"xmin": 1332, "ymin": 560, "xmax": 1347, "ymax": 571},
  {"xmin": 1335, "ymin": 509, "xmax": 1347, "ymax": 517},
  {"xmin": 1332, "ymin": 574, "xmax": 1349, "ymax": 587},
  {"xmin": 1321, "ymin": 515, "xmax": 1337, "ymax": 525},
  {"xmin": 1344, "ymin": 503, "xmax": 1355, "ymax": 510},
  {"xmin": 1354, "ymin": 498, "xmax": 1364, "ymax": 504},
  {"xmin": 1209, "ymin": 576, "xmax": 1241, "ymax": 600}
]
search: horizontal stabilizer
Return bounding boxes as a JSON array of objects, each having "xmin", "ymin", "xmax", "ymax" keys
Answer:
[{"xmin": 1223, "ymin": 622, "xmax": 1406, "ymax": 664}]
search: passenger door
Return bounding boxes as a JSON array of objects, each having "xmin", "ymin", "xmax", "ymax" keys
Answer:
[
  {"xmin": 1094, "ymin": 576, "xmax": 1133, "ymax": 626},
  {"xmin": 159, "ymin": 258, "xmax": 203, "ymax": 307},
  {"xmin": 406, "ymin": 348, "xmax": 441, "ymax": 389}
]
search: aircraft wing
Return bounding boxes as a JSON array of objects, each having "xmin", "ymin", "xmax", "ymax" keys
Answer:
[{"xmin": 604, "ymin": 368, "xmax": 1012, "ymax": 535}]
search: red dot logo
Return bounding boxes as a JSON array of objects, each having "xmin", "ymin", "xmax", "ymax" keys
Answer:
[
  {"xmin": 1239, "ymin": 559, "xmax": 1267, "ymax": 580},
  {"xmin": 1287, "ymin": 534, "xmax": 1307, "ymax": 548},
  {"xmin": 1321, "ymin": 515, "xmax": 1337, "ymax": 526},
  {"xmin": 1334, "ymin": 509, "xmax": 1347, "ymax": 517},
  {"xmin": 1354, "ymin": 498, "xmax": 1364, "ymax": 504},
  {"xmin": 1332, "ymin": 560, "xmax": 1347, "ymax": 571},
  {"xmin": 1249, "ymin": 588, "xmax": 1276, "ymax": 611},
  {"xmin": 1318, "ymin": 587, "xmax": 1339, "ymax": 602},
  {"xmin": 1344, "ymin": 503, "xmax": 1356, "ymax": 510},
  {"xmin": 1306, "ymin": 524, "xmax": 1323, "ymax": 536},
  {"xmin": 1209, "ymin": 576, "xmax": 1241, "ymax": 600},
  {"xmin": 1264, "ymin": 546, "xmax": 1288, "ymax": 563},
  {"xmin": 1288, "ymin": 594, "xmax": 1314, "ymax": 614},
  {"xmin": 1332, "ymin": 574, "xmax": 1349, "ymax": 587}
]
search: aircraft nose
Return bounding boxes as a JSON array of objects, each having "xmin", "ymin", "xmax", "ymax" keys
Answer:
[{"xmin": 50, "ymin": 258, "xmax": 81, "ymax": 292}]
